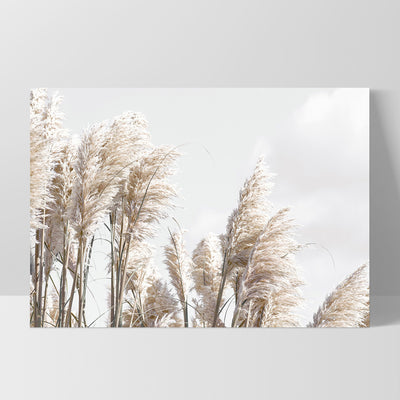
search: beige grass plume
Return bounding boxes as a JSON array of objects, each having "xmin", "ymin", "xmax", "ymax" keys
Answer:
[
  {"xmin": 30, "ymin": 89, "xmax": 68, "ymax": 255},
  {"xmin": 120, "ymin": 242, "xmax": 153, "ymax": 326},
  {"xmin": 122, "ymin": 145, "xmax": 179, "ymax": 241},
  {"xmin": 164, "ymin": 228, "xmax": 192, "ymax": 327},
  {"xmin": 122, "ymin": 265, "xmax": 182, "ymax": 328},
  {"xmin": 111, "ymin": 141, "xmax": 179, "ymax": 327},
  {"xmin": 30, "ymin": 88, "xmax": 50, "ymax": 230},
  {"xmin": 143, "ymin": 274, "xmax": 182, "ymax": 327},
  {"xmin": 30, "ymin": 89, "xmax": 66, "ymax": 231},
  {"xmin": 212, "ymin": 157, "xmax": 273, "ymax": 326},
  {"xmin": 144, "ymin": 278, "xmax": 184, "ymax": 328},
  {"xmin": 120, "ymin": 245, "xmax": 151, "ymax": 327},
  {"xmin": 102, "ymin": 111, "xmax": 150, "ymax": 168},
  {"xmin": 310, "ymin": 264, "xmax": 370, "ymax": 328},
  {"xmin": 69, "ymin": 123, "xmax": 117, "ymax": 239},
  {"xmin": 40, "ymin": 139, "xmax": 78, "ymax": 325},
  {"xmin": 71, "ymin": 111, "xmax": 152, "ymax": 239},
  {"xmin": 232, "ymin": 208, "xmax": 304, "ymax": 327},
  {"xmin": 67, "ymin": 122, "xmax": 127, "ymax": 326},
  {"xmin": 124, "ymin": 241, "xmax": 153, "ymax": 294},
  {"xmin": 100, "ymin": 112, "xmax": 151, "ymax": 202},
  {"xmin": 47, "ymin": 139, "xmax": 77, "ymax": 255},
  {"xmin": 192, "ymin": 233, "xmax": 225, "ymax": 327},
  {"xmin": 225, "ymin": 157, "xmax": 274, "ymax": 289},
  {"xmin": 145, "ymin": 279, "xmax": 182, "ymax": 327},
  {"xmin": 30, "ymin": 89, "xmax": 69, "ymax": 327}
]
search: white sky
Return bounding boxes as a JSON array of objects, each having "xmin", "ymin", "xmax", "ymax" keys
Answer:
[{"xmin": 52, "ymin": 88, "xmax": 369, "ymax": 326}]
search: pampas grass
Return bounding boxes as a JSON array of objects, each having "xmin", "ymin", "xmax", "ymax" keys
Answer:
[
  {"xmin": 212, "ymin": 157, "xmax": 273, "ymax": 326},
  {"xmin": 30, "ymin": 89, "xmax": 369, "ymax": 328},
  {"xmin": 30, "ymin": 89, "xmax": 66, "ymax": 326},
  {"xmin": 232, "ymin": 208, "xmax": 303, "ymax": 327},
  {"xmin": 310, "ymin": 264, "xmax": 370, "ymax": 328},
  {"xmin": 111, "ymin": 144, "xmax": 179, "ymax": 326},
  {"xmin": 123, "ymin": 268, "xmax": 182, "ymax": 327},
  {"xmin": 30, "ymin": 89, "xmax": 61, "ymax": 231},
  {"xmin": 192, "ymin": 233, "xmax": 225, "ymax": 327},
  {"xmin": 164, "ymin": 228, "xmax": 192, "ymax": 327}
]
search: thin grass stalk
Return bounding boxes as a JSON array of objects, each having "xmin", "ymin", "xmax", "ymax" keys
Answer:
[
  {"xmin": 77, "ymin": 240, "xmax": 84, "ymax": 326},
  {"xmin": 126, "ymin": 297, "xmax": 138, "ymax": 327},
  {"xmin": 109, "ymin": 213, "xmax": 115, "ymax": 325},
  {"xmin": 129, "ymin": 288, "xmax": 146, "ymax": 327},
  {"xmin": 120, "ymin": 266, "xmax": 148, "ymax": 327},
  {"xmin": 222, "ymin": 294, "xmax": 236, "ymax": 326},
  {"xmin": 183, "ymin": 301, "xmax": 189, "ymax": 328},
  {"xmin": 33, "ymin": 230, "xmax": 40, "ymax": 326},
  {"xmin": 65, "ymin": 245, "xmax": 82, "ymax": 327},
  {"xmin": 115, "ymin": 235, "xmax": 131, "ymax": 327},
  {"xmin": 112, "ymin": 235, "xmax": 127, "ymax": 327},
  {"xmin": 81, "ymin": 235, "xmax": 94, "ymax": 327},
  {"xmin": 59, "ymin": 222, "xmax": 70, "ymax": 326},
  {"xmin": 245, "ymin": 300, "xmax": 252, "ymax": 327},
  {"xmin": 37, "ymin": 227, "xmax": 45, "ymax": 327},
  {"xmin": 137, "ymin": 290, "xmax": 146, "ymax": 327},
  {"xmin": 41, "ymin": 230, "xmax": 55, "ymax": 324},
  {"xmin": 129, "ymin": 275, "xmax": 147, "ymax": 327},
  {"xmin": 231, "ymin": 302, "xmax": 240, "ymax": 327},
  {"xmin": 77, "ymin": 236, "xmax": 87, "ymax": 327},
  {"xmin": 128, "ymin": 297, "xmax": 137, "ymax": 327},
  {"xmin": 59, "ymin": 230, "xmax": 70, "ymax": 327},
  {"xmin": 234, "ymin": 274, "xmax": 240, "ymax": 304},
  {"xmin": 41, "ymin": 273, "xmax": 50, "ymax": 325},
  {"xmin": 110, "ymin": 266, "xmax": 115, "ymax": 325},
  {"xmin": 212, "ymin": 249, "xmax": 228, "ymax": 327},
  {"xmin": 114, "ymin": 205, "xmax": 125, "ymax": 325}
]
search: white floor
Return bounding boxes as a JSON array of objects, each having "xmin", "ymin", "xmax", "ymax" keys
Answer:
[{"xmin": 2, "ymin": 296, "xmax": 399, "ymax": 400}]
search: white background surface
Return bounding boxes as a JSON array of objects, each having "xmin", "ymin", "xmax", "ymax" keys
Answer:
[
  {"xmin": 2, "ymin": 296, "xmax": 399, "ymax": 400},
  {"xmin": 0, "ymin": 1, "xmax": 399, "ymax": 399}
]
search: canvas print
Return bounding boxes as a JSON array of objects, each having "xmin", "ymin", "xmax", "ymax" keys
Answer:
[{"xmin": 30, "ymin": 88, "xmax": 369, "ymax": 328}]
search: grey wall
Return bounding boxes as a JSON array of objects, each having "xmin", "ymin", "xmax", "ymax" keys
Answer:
[
  {"xmin": 0, "ymin": 0, "xmax": 399, "ymax": 296},
  {"xmin": 1, "ymin": 3, "xmax": 399, "ymax": 400}
]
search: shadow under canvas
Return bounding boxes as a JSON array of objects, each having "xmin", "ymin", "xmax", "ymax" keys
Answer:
[
  {"xmin": 370, "ymin": 90, "xmax": 400, "ymax": 326},
  {"xmin": 370, "ymin": 296, "xmax": 400, "ymax": 327}
]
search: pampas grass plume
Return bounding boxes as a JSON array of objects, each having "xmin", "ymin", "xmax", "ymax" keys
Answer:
[{"xmin": 310, "ymin": 264, "xmax": 369, "ymax": 328}]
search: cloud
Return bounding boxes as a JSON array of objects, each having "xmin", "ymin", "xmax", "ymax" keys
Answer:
[
  {"xmin": 265, "ymin": 89, "xmax": 369, "ymax": 321},
  {"xmin": 269, "ymin": 89, "xmax": 368, "ymax": 196},
  {"xmin": 293, "ymin": 88, "xmax": 368, "ymax": 153}
]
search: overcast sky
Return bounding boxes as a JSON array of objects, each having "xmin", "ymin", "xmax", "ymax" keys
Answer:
[{"xmin": 53, "ymin": 88, "xmax": 369, "ymax": 325}]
